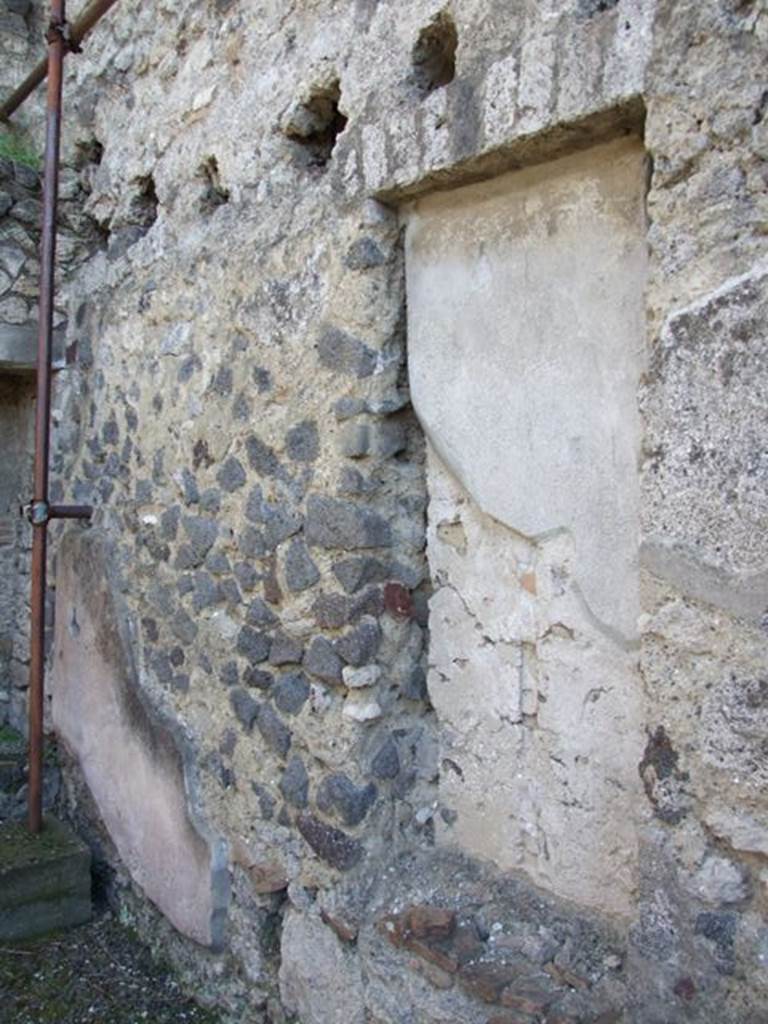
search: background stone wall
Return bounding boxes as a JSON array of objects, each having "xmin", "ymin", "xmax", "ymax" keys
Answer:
[
  {"xmin": 2, "ymin": 1, "xmax": 766, "ymax": 1022},
  {"xmin": 0, "ymin": 152, "xmax": 106, "ymax": 736}
]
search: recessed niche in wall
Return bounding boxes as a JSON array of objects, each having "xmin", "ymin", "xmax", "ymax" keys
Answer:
[
  {"xmin": 283, "ymin": 78, "xmax": 348, "ymax": 171},
  {"xmin": 403, "ymin": 137, "xmax": 648, "ymax": 917},
  {"xmin": 411, "ymin": 11, "xmax": 458, "ymax": 96},
  {"xmin": 198, "ymin": 156, "xmax": 230, "ymax": 214}
]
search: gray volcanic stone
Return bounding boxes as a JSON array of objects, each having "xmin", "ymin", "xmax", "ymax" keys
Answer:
[
  {"xmin": 150, "ymin": 652, "xmax": 173, "ymax": 685},
  {"xmin": 338, "ymin": 422, "xmax": 370, "ymax": 458},
  {"xmin": 273, "ymin": 673, "xmax": 310, "ymax": 715},
  {"xmin": 337, "ymin": 467, "xmax": 369, "ymax": 496},
  {"xmin": 170, "ymin": 610, "xmax": 197, "ymax": 644},
  {"xmin": 304, "ymin": 637, "xmax": 343, "ymax": 684},
  {"xmin": 199, "ymin": 488, "xmax": 221, "ymax": 513},
  {"xmin": 246, "ymin": 486, "xmax": 302, "ymax": 547},
  {"xmin": 234, "ymin": 562, "xmax": 259, "ymax": 591},
  {"xmin": 216, "ymin": 455, "xmax": 246, "ymax": 492},
  {"xmin": 252, "ymin": 782, "xmax": 276, "ymax": 820},
  {"xmin": 280, "ymin": 756, "xmax": 309, "ymax": 808},
  {"xmin": 178, "ymin": 354, "xmax": 201, "ymax": 382},
  {"xmin": 305, "ymin": 496, "xmax": 391, "ymax": 549},
  {"xmin": 332, "ymin": 556, "xmax": 388, "ymax": 594},
  {"xmin": 245, "ymin": 486, "xmax": 265, "ymax": 522},
  {"xmin": 220, "ymin": 579, "xmax": 241, "ymax": 606},
  {"xmin": 333, "ymin": 396, "xmax": 366, "ymax": 420},
  {"xmin": 335, "ymin": 617, "xmax": 381, "ymax": 667},
  {"xmin": 238, "ymin": 527, "xmax": 266, "ymax": 558},
  {"xmin": 172, "ymin": 672, "xmax": 190, "ymax": 692},
  {"xmin": 236, "ymin": 626, "xmax": 271, "ymax": 665},
  {"xmin": 317, "ymin": 326, "xmax": 376, "ymax": 378},
  {"xmin": 257, "ymin": 704, "xmax": 292, "ymax": 758},
  {"xmin": 311, "ymin": 593, "xmax": 350, "ymax": 629},
  {"xmin": 220, "ymin": 661, "xmax": 239, "ymax": 687},
  {"xmin": 371, "ymin": 420, "xmax": 406, "ymax": 458},
  {"xmin": 141, "ymin": 617, "xmax": 159, "ymax": 643},
  {"xmin": 102, "ymin": 415, "xmax": 120, "ymax": 446},
  {"xmin": 230, "ymin": 688, "xmax": 260, "ymax": 730},
  {"xmin": 135, "ymin": 479, "xmax": 153, "ymax": 502},
  {"xmin": 247, "ymin": 598, "xmax": 279, "ymax": 628},
  {"xmin": 344, "ymin": 237, "xmax": 386, "ymax": 270},
  {"xmin": 264, "ymin": 504, "xmax": 303, "ymax": 549},
  {"xmin": 285, "ymin": 419, "xmax": 320, "ymax": 463},
  {"xmin": 246, "ymin": 435, "xmax": 280, "ymax": 476},
  {"xmin": 253, "ymin": 366, "xmax": 271, "ymax": 392},
  {"xmin": 181, "ymin": 469, "xmax": 199, "ymax": 504},
  {"xmin": 180, "ymin": 516, "xmax": 217, "ymax": 565},
  {"xmin": 285, "ymin": 539, "xmax": 320, "ymax": 593},
  {"xmin": 192, "ymin": 571, "xmax": 222, "ymax": 612},
  {"xmin": 233, "ymin": 392, "xmax": 251, "ymax": 420},
  {"xmin": 297, "ymin": 813, "xmax": 364, "ymax": 871},
  {"xmin": 269, "ymin": 632, "xmax": 304, "ymax": 666},
  {"xmin": 212, "ymin": 365, "xmax": 233, "ymax": 396},
  {"xmin": 147, "ymin": 582, "xmax": 175, "ymax": 616},
  {"xmin": 349, "ymin": 587, "xmax": 384, "ymax": 622},
  {"xmin": 403, "ymin": 665, "xmax": 428, "ymax": 702},
  {"xmin": 370, "ymin": 736, "xmax": 400, "ymax": 780},
  {"xmin": 204, "ymin": 550, "xmax": 231, "ymax": 574},
  {"xmin": 316, "ymin": 773, "xmax": 377, "ymax": 826},
  {"xmin": 243, "ymin": 667, "xmax": 274, "ymax": 691}
]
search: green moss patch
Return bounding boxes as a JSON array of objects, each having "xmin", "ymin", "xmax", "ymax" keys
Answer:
[{"xmin": 0, "ymin": 818, "xmax": 85, "ymax": 870}]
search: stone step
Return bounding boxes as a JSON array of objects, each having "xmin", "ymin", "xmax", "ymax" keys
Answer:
[{"xmin": 0, "ymin": 816, "xmax": 91, "ymax": 941}]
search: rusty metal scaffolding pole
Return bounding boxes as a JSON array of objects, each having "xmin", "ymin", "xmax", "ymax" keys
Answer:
[
  {"xmin": 0, "ymin": 0, "xmax": 122, "ymax": 122},
  {"xmin": 27, "ymin": 0, "xmax": 95, "ymax": 834}
]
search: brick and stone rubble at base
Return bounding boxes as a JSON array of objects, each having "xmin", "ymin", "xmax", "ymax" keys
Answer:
[{"xmin": 1, "ymin": 0, "xmax": 765, "ymax": 1022}]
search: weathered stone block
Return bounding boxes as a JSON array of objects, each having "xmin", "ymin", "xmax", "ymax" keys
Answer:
[
  {"xmin": 280, "ymin": 909, "xmax": 365, "ymax": 1024},
  {"xmin": 640, "ymin": 259, "xmax": 768, "ymax": 621},
  {"xmin": 0, "ymin": 817, "xmax": 91, "ymax": 942}
]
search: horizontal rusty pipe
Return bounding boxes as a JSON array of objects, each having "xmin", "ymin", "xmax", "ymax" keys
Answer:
[
  {"xmin": 26, "ymin": 500, "xmax": 93, "ymax": 524},
  {"xmin": 27, "ymin": 0, "xmax": 67, "ymax": 835},
  {"xmin": 0, "ymin": 0, "xmax": 122, "ymax": 122},
  {"xmin": 49, "ymin": 503, "xmax": 93, "ymax": 520}
]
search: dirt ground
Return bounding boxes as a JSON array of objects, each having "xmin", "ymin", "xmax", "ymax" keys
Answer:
[{"xmin": 0, "ymin": 911, "xmax": 223, "ymax": 1024}]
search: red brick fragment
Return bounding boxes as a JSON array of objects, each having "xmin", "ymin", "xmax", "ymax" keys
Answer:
[
  {"xmin": 403, "ymin": 904, "xmax": 456, "ymax": 940},
  {"xmin": 379, "ymin": 905, "xmax": 459, "ymax": 975},
  {"xmin": 673, "ymin": 976, "xmax": 696, "ymax": 1001},
  {"xmin": 384, "ymin": 581, "xmax": 413, "ymax": 619}
]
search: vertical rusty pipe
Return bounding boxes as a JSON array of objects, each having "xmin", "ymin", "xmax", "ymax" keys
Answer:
[{"xmin": 28, "ymin": 0, "xmax": 66, "ymax": 834}]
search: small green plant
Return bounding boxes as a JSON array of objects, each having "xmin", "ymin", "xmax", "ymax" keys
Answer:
[
  {"xmin": 0, "ymin": 724, "xmax": 23, "ymax": 747},
  {"xmin": 0, "ymin": 127, "xmax": 40, "ymax": 169}
]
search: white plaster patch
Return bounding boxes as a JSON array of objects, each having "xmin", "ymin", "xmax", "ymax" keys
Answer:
[{"xmin": 406, "ymin": 138, "xmax": 648, "ymax": 916}]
